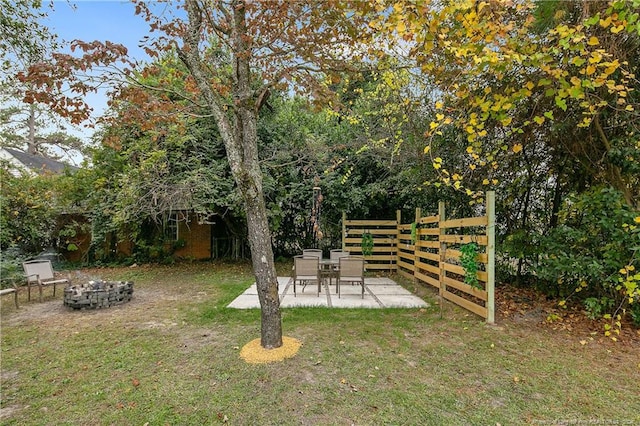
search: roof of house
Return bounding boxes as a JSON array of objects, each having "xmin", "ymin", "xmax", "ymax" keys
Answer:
[{"xmin": 0, "ymin": 148, "xmax": 76, "ymax": 175}]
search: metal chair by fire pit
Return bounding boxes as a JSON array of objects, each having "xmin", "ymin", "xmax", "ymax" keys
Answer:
[{"xmin": 23, "ymin": 259, "xmax": 70, "ymax": 302}]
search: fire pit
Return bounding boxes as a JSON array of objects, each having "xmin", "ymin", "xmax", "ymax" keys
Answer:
[{"xmin": 64, "ymin": 280, "xmax": 133, "ymax": 310}]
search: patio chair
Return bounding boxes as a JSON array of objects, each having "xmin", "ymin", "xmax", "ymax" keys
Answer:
[
  {"xmin": 302, "ymin": 249, "xmax": 322, "ymax": 260},
  {"xmin": 293, "ymin": 256, "xmax": 321, "ymax": 297},
  {"xmin": 337, "ymin": 256, "xmax": 366, "ymax": 299},
  {"xmin": 330, "ymin": 249, "xmax": 349, "ymax": 261},
  {"xmin": 23, "ymin": 259, "xmax": 70, "ymax": 302},
  {"xmin": 326, "ymin": 249, "xmax": 349, "ymax": 290}
]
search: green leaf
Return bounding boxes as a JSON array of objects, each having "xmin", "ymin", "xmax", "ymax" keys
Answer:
[{"xmin": 584, "ymin": 13, "xmax": 600, "ymax": 26}]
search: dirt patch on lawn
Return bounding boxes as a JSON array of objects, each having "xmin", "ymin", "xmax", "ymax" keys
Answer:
[
  {"xmin": 496, "ymin": 284, "xmax": 640, "ymax": 348},
  {"xmin": 2, "ymin": 283, "xmax": 185, "ymax": 332}
]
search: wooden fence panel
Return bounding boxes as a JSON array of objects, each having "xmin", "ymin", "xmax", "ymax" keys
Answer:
[
  {"xmin": 342, "ymin": 211, "xmax": 399, "ymax": 271},
  {"xmin": 342, "ymin": 192, "xmax": 495, "ymax": 323}
]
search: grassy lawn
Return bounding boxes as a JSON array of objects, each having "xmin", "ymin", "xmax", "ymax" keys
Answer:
[{"xmin": 1, "ymin": 262, "xmax": 639, "ymax": 425}]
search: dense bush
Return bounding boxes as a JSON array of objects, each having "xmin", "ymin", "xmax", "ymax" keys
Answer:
[
  {"xmin": 0, "ymin": 166, "xmax": 59, "ymax": 254},
  {"xmin": 535, "ymin": 187, "xmax": 639, "ymax": 323}
]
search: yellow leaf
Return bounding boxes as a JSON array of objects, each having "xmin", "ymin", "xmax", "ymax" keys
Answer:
[
  {"xmin": 482, "ymin": 179, "xmax": 490, "ymax": 185},
  {"xmin": 512, "ymin": 144, "xmax": 523, "ymax": 153},
  {"xmin": 434, "ymin": 157, "xmax": 442, "ymax": 163},
  {"xmin": 491, "ymin": 179, "xmax": 498, "ymax": 185},
  {"xmin": 433, "ymin": 163, "xmax": 441, "ymax": 170},
  {"xmin": 533, "ymin": 116, "xmax": 545, "ymax": 125},
  {"xmin": 430, "ymin": 121, "xmax": 438, "ymax": 130},
  {"xmin": 466, "ymin": 146, "xmax": 474, "ymax": 154},
  {"xmin": 469, "ymin": 164, "xmax": 476, "ymax": 170},
  {"xmin": 599, "ymin": 16, "xmax": 612, "ymax": 28},
  {"xmin": 435, "ymin": 101, "xmax": 444, "ymax": 109},
  {"xmin": 580, "ymin": 340, "xmax": 587, "ymax": 345},
  {"xmin": 396, "ymin": 20, "xmax": 406, "ymax": 35},
  {"xmin": 501, "ymin": 117, "xmax": 512, "ymax": 126},
  {"xmin": 586, "ymin": 65, "xmax": 596, "ymax": 75},
  {"xmin": 587, "ymin": 36, "xmax": 599, "ymax": 46},
  {"xmin": 526, "ymin": 81, "xmax": 535, "ymax": 90},
  {"xmin": 423, "ymin": 145, "xmax": 431, "ymax": 154},
  {"xmin": 436, "ymin": 113, "xmax": 445, "ymax": 121},
  {"xmin": 634, "ymin": 216, "xmax": 640, "ymax": 224},
  {"xmin": 611, "ymin": 25, "xmax": 625, "ymax": 34}
]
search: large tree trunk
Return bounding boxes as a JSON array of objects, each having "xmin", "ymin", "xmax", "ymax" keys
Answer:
[
  {"xmin": 236, "ymin": 110, "xmax": 283, "ymax": 348},
  {"xmin": 178, "ymin": 0, "xmax": 283, "ymax": 349},
  {"xmin": 231, "ymin": 0, "xmax": 282, "ymax": 349}
]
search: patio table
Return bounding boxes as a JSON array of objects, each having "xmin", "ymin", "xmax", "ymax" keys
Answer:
[{"xmin": 319, "ymin": 259, "xmax": 338, "ymax": 288}]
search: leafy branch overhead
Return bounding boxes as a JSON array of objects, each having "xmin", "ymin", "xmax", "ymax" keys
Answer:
[{"xmin": 361, "ymin": 0, "xmax": 639, "ymax": 204}]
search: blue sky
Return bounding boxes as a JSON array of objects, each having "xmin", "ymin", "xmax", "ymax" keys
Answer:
[
  {"xmin": 41, "ymin": 1, "xmax": 157, "ymax": 147},
  {"xmin": 46, "ymin": 1, "xmax": 151, "ymax": 63}
]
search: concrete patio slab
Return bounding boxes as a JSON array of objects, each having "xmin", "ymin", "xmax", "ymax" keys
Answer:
[
  {"xmin": 227, "ymin": 276, "xmax": 429, "ymax": 309},
  {"xmin": 375, "ymin": 294, "xmax": 430, "ymax": 308},
  {"xmin": 365, "ymin": 285, "xmax": 414, "ymax": 295},
  {"xmin": 279, "ymin": 292, "xmax": 329, "ymax": 308}
]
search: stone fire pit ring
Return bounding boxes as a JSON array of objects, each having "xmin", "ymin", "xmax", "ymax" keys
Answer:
[{"xmin": 64, "ymin": 280, "xmax": 134, "ymax": 310}]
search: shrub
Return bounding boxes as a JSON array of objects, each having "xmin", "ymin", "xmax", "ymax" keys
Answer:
[{"xmin": 535, "ymin": 187, "xmax": 639, "ymax": 326}]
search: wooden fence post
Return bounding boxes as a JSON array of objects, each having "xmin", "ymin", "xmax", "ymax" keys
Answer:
[
  {"xmin": 413, "ymin": 207, "xmax": 421, "ymax": 282},
  {"xmin": 342, "ymin": 211, "xmax": 346, "ymax": 251},
  {"xmin": 396, "ymin": 210, "xmax": 401, "ymax": 268},
  {"xmin": 486, "ymin": 191, "xmax": 496, "ymax": 324},
  {"xmin": 438, "ymin": 201, "xmax": 446, "ymax": 318}
]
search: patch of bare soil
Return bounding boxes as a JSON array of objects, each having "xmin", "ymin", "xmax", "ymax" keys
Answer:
[
  {"xmin": 496, "ymin": 284, "xmax": 640, "ymax": 348},
  {"xmin": 2, "ymin": 284, "xmax": 184, "ymax": 331}
]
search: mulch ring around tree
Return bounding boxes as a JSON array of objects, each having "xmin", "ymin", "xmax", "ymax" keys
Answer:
[{"xmin": 240, "ymin": 336, "xmax": 302, "ymax": 364}]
